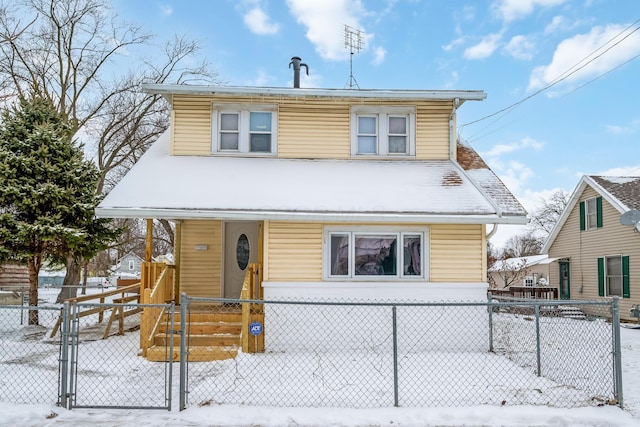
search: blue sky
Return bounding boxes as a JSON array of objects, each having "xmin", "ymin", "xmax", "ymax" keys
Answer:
[{"xmin": 112, "ymin": 0, "xmax": 640, "ymax": 247}]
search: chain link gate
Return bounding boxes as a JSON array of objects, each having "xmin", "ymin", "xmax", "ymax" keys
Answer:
[{"xmin": 63, "ymin": 301, "xmax": 175, "ymax": 410}]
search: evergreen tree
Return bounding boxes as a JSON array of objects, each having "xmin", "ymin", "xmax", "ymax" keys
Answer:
[{"xmin": 0, "ymin": 96, "xmax": 118, "ymax": 324}]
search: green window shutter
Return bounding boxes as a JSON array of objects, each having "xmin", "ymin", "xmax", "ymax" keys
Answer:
[
  {"xmin": 596, "ymin": 197, "xmax": 603, "ymax": 228},
  {"xmin": 623, "ymin": 256, "xmax": 630, "ymax": 298},
  {"xmin": 579, "ymin": 201, "xmax": 585, "ymax": 231},
  {"xmin": 597, "ymin": 257, "xmax": 605, "ymax": 297}
]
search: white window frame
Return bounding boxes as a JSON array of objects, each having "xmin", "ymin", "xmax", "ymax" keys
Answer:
[
  {"xmin": 323, "ymin": 226, "xmax": 428, "ymax": 281},
  {"xmin": 211, "ymin": 104, "xmax": 278, "ymax": 155},
  {"xmin": 523, "ymin": 276, "xmax": 534, "ymax": 287},
  {"xmin": 605, "ymin": 255, "xmax": 623, "ymax": 297},
  {"xmin": 128, "ymin": 260, "xmax": 135, "ymax": 270},
  {"xmin": 585, "ymin": 197, "xmax": 598, "ymax": 230},
  {"xmin": 350, "ymin": 106, "xmax": 416, "ymax": 157}
]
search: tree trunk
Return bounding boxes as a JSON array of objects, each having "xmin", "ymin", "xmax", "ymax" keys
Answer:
[
  {"xmin": 81, "ymin": 262, "xmax": 88, "ymax": 295},
  {"xmin": 26, "ymin": 256, "xmax": 41, "ymax": 325},
  {"xmin": 55, "ymin": 257, "xmax": 81, "ymax": 303}
]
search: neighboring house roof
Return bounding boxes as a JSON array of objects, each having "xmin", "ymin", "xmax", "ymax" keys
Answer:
[
  {"xmin": 96, "ymin": 131, "xmax": 527, "ymax": 224},
  {"xmin": 142, "ymin": 84, "xmax": 487, "ymax": 104},
  {"xmin": 542, "ymin": 175, "xmax": 640, "ymax": 253},
  {"xmin": 488, "ymin": 254, "xmax": 556, "ymax": 272}
]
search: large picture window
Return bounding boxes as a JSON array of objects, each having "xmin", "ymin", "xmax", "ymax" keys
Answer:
[
  {"xmin": 350, "ymin": 106, "xmax": 415, "ymax": 157},
  {"xmin": 326, "ymin": 228, "xmax": 426, "ymax": 280},
  {"xmin": 212, "ymin": 104, "xmax": 277, "ymax": 155}
]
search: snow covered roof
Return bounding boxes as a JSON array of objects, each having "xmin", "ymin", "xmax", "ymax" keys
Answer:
[
  {"xmin": 96, "ymin": 131, "xmax": 527, "ymax": 224},
  {"xmin": 488, "ymin": 254, "xmax": 557, "ymax": 272},
  {"xmin": 142, "ymin": 84, "xmax": 487, "ymax": 103},
  {"xmin": 542, "ymin": 175, "xmax": 640, "ymax": 253}
]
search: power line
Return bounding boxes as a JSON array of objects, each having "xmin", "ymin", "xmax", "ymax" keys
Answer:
[{"xmin": 460, "ymin": 19, "xmax": 640, "ymax": 141}]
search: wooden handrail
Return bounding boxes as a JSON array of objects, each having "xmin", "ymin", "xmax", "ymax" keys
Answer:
[
  {"xmin": 139, "ymin": 262, "xmax": 175, "ymax": 356},
  {"xmin": 241, "ymin": 263, "xmax": 264, "ymax": 353},
  {"xmin": 49, "ymin": 283, "xmax": 141, "ymax": 337}
]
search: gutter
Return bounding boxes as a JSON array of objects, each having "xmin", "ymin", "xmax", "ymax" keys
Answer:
[
  {"xmin": 141, "ymin": 83, "xmax": 487, "ymax": 102},
  {"xmin": 95, "ymin": 207, "xmax": 528, "ymax": 225}
]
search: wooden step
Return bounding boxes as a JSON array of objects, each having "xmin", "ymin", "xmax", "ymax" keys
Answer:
[
  {"xmin": 158, "ymin": 321, "xmax": 242, "ymax": 335},
  {"xmin": 153, "ymin": 332, "xmax": 240, "ymax": 347},
  {"xmin": 145, "ymin": 344, "xmax": 239, "ymax": 362},
  {"xmin": 166, "ymin": 312, "xmax": 242, "ymax": 323}
]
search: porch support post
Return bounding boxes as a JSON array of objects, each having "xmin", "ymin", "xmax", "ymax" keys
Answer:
[
  {"xmin": 145, "ymin": 218, "xmax": 153, "ymax": 263},
  {"xmin": 174, "ymin": 221, "xmax": 182, "ymax": 305}
]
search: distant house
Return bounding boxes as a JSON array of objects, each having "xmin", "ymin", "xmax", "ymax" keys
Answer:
[
  {"xmin": 111, "ymin": 252, "xmax": 143, "ymax": 279},
  {"xmin": 38, "ymin": 267, "xmax": 66, "ymax": 287},
  {"xmin": 542, "ymin": 175, "xmax": 640, "ymax": 321},
  {"xmin": 488, "ymin": 254, "xmax": 557, "ymax": 289}
]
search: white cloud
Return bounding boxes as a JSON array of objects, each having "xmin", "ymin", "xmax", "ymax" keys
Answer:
[
  {"xmin": 371, "ymin": 46, "xmax": 386, "ymax": 65},
  {"xmin": 504, "ymin": 35, "xmax": 535, "ymax": 60},
  {"xmin": 544, "ymin": 15, "xmax": 564, "ymax": 34},
  {"xmin": 244, "ymin": 7, "xmax": 280, "ymax": 35},
  {"xmin": 528, "ymin": 24, "xmax": 640, "ymax": 92},
  {"xmin": 286, "ymin": 0, "xmax": 369, "ymax": 61},
  {"xmin": 159, "ymin": 4, "xmax": 173, "ymax": 16},
  {"xmin": 442, "ymin": 37, "xmax": 465, "ymax": 52},
  {"xmin": 245, "ymin": 68, "xmax": 274, "ymax": 86},
  {"xmin": 592, "ymin": 165, "xmax": 640, "ymax": 177},
  {"xmin": 492, "ymin": 0, "xmax": 567, "ymax": 23},
  {"xmin": 481, "ymin": 137, "xmax": 544, "ymax": 157},
  {"xmin": 605, "ymin": 119, "xmax": 640, "ymax": 135},
  {"xmin": 464, "ymin": 33, "xmax": 503, "ymax": 60}
]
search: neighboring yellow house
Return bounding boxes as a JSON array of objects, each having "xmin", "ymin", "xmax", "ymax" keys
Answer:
[
  {"xmin": 543, "ymin": 175, "xmax": 640, "ymax": 321},
  {"xmin": 96, "ymin": 82, "xmax": 527, "ymax": 304}
]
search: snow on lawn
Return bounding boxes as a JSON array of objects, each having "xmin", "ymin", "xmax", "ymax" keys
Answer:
[{"xmin": 2, "ymin": 293, "xmax": 640, "ymax": 426}]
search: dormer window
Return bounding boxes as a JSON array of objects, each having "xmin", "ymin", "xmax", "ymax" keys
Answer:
[
  {"xmin": 212, "ymin": 104, "xmax": 277, "ymax": 155},
  {"xmin": 351, "ymin": 106, "xmax": 415, "ymax": 157}
]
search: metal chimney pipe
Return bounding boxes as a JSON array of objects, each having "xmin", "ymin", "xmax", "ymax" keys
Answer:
[{"xmin": 289, "ymin": 56, "xmax": 309, "ymax": 88}]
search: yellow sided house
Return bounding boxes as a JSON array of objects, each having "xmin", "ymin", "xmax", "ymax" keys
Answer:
[
  {"xmin": 543, "ymin": 175, "xmax": 640, "ymax": 322},
  {"xmin": 96, "ymin": 75, "xmax": 527, "ymax": 359}
]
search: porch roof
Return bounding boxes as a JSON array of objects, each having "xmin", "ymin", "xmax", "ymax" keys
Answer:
[{"xmin": 96, "ymin": 131, "xmax": 527, "ymax": 224}]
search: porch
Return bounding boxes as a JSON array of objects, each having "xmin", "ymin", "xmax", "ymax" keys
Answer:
[{"xmin": 488, "ymin": 286, "xmax": 559, "ymax": 300}]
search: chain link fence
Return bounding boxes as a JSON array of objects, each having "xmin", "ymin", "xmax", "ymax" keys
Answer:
[
  {"xmin": 0, "ymin": 304, "xmax": 63, "ymax": 405},
  {"xmin": 181, "ymin": 296, "xmax": 622, "ymax": 409},
  {"xmin": 0, "ymin": 294, "xmax": 623, "ymax": 411}
]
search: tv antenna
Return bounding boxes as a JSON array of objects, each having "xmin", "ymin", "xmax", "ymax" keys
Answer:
[{"xmin": 344, "ymin": 24, "xmax": 364, "ymax": 89}]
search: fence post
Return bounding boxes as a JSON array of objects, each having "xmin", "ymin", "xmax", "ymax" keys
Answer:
[
  {"xmin": 487, "ymin": 292, "xmax": 494, "ymax": 352},
  {"xmin": 68, "ymin": 302, "xmax": 78, "ymax": 409},
  {"xmin": 59, "ymin": 302, "xmax": 70, "ymax": 408},
  {"xmin": 535, "ymin": 302, "xmax": 541, "ymax": 377},
  {"xmin": 612, "ymin": 297, "xmax": 624, "ymax": 408},
  {"xmin": 392, "ymin": 306, "xmax": 399, "ymax": 407},
  {"xmin": 167, "ymin": 301, "xmax": 175, "ymax": 411},
  {"xmin": 179, "ymin": 293, "xmax": 188, "ymax": 411}
]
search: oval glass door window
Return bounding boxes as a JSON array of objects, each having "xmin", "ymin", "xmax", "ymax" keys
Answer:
[{"xmin": 236, "ymin": 234, "xmax": 250, "ymax": 270}]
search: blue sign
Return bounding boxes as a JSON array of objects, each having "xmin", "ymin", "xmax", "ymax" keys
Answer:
[{"xmin": 249, "ymin": 321, "xmax": 263, "ymax": 336}]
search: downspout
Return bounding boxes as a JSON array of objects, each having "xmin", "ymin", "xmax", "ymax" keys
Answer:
[
  {"xmin": 449, "ymin": 97, "xmax": 460, "ymax": 160},
  {"xmin": 486, "ymin": 223, "xmax": 499, "ymax": 240}
]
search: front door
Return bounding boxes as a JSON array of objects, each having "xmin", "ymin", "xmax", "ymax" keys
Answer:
[
  {"xmin": 559, "ymin": 261, "xmax": 570, "ymax": 300},
  {"xmin": 223, "ymin": 222, "xmax": 259, "ymax": 299}
]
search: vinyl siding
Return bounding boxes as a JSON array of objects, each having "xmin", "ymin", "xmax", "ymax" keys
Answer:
[
  {"xmin": 264, "ymin": 221, "xmax": 324, "ymax": 281},
  {"xmin": 172, "ymin": 96, "xmax": 212, "ymax": 156},
  {"xmin": 430, "ymin": 224, "xmax": 484, "ymax": 282},
  {"xmin": 170, "ymin": 95, "xmax": 453, "ymax": 160},
  {"xmin": 264, "ymin": 221, "xmax": 484, "ymax": 283},
  {"xmin": 548, "ymin": 186, "xmax": 640, "ymax": 321},
  {"xmin": 179, "ymin": 220, "xmax": 222, "ymax": 297}
]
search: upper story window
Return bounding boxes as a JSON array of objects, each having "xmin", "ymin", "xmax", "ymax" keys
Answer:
[
  {"xmin": 579, "ymin": 196, "xmax": 602, "ymax": 230},
  {"xmin": 324, "ymin": 226, "xmax": 427, "ymax": 280},
  {"xmin": 128, "ymin": 260, "xmax": 135, "ymax": 270},
  {"xmin": 212, "ymin": 104, "xmax": 277, "ymax": 155},
  {"xmin": 350, "ymin": 106, "xmax": 415, "ymax": 157}
]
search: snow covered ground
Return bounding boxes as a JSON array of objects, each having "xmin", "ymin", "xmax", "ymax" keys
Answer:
[{"xmin": 1, "ymin": 289, "xmax": 640, "ymax": 426}]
